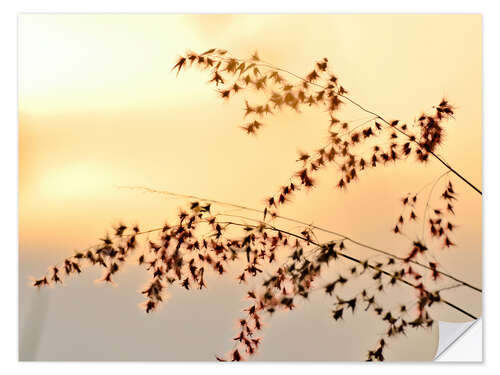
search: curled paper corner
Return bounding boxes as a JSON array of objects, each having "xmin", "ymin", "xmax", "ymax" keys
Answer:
[{"xmin": 434, "ymin": 318, "xmax": 482, "ymax": 361}]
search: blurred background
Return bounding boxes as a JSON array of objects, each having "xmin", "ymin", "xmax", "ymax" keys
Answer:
[{"xmin": 18, "ymin": 14, "xmax": 481, "ymax": 360}]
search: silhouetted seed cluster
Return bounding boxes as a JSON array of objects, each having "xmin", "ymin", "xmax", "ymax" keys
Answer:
[
  {"xmin": 314, "ymin": 229, "xmax": 453, "ymax": 363},
  {"xmin": 428, "ymin": 181, "xmax": 457, "ymax": 248},
  {"xmin": 33, "ymin": 202, "xmax": 300, "ymax": 314},
  {"xmin": 394, "ymin": 179, "xmax": 457, "ymax": 252},
  {"xmin": 415, "ymin": 99, "xmax": 455, "ymax": 161},
  {"xmin": 217, "ymin": 222, "xmax": 453, "ymax": 361},
  {"xmin": 173, "ymin": 49, "xmax": 458, "ymax": 222},
  {"xmin": 222, "ymin": 240, "xmax": 326, "ymax": 361},
  {"xmin": 33, "ymin": 222, "xmax": 140, "ymax": 289},
  {"xmin": 356, "ymin": 268, "xmax": 438, "ymax": 362},
  {"xmin": 269, "ymin": 101, "xmax": 454, "ymax": 215},
  {"xmin": 394, "ymin": 194, "xmax": 419, "ymax": 234}
]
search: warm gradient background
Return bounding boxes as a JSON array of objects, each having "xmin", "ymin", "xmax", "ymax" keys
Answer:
[{"xmin": 19, "ymin": 14, "xmax": 482, "ymax": 361}]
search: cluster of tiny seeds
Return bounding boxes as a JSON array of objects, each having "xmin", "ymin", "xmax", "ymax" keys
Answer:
[{"xmin": 173, "ymin": 49, "xmax": 455, "ymax": 221}]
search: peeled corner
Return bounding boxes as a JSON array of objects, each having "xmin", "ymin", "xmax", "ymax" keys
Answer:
[{"xmin": 434, "ymin": 318, "xmax": 482, "ymax": 361}]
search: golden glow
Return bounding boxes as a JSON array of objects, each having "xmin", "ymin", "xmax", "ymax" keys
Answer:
[
  {"xmin": 37, "ymin": 163, "xmax": 111, "ymax": 198},
  {"xmin": 18, "ymin": 15, "xmax": 203, "ymax": 113},
  {"xmin": 19, "ymin": 14, "xmax": 481, "ymax": 319}
]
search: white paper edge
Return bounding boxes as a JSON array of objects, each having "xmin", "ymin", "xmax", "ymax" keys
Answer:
[{"xmin": 434, "ymin": 318, "xmax": 482, "ymax": 361}]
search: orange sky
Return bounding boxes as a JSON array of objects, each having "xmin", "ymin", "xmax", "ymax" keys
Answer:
[{"xmin": 18, "ymin": 14, "xmax": 481, "ymax": 361}]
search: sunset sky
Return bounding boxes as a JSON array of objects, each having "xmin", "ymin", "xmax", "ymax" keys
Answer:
[{"xmin": 18, "ymin": 14, "xmax": 481, "ymax": 361}]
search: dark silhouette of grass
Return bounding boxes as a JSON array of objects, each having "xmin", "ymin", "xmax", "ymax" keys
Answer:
[{"xmin": 32, "ymin": 48, "xmax": 481, "ymax": 362}]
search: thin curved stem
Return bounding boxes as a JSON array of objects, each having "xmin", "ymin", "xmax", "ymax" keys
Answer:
[
  {"xmin": 119, "ymin": 185, "xmax": 482, "ymax": 293},
  {"xmin": 47, "ymin": 205, "xmax": 477, "ymax": 320},
  {"xmin": 219, "ymin": 220, "xmax": 478, "ymax": 320},
  {"xmin": 208, "ymin": 53, "xmax": 482, "ymax": 196}
]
